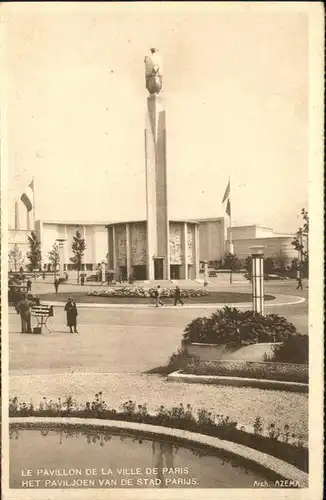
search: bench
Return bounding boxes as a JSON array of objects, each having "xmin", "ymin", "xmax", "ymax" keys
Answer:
[{"xmin": 31, "ymin": 305, "xmax": 54, "ymax": 333}]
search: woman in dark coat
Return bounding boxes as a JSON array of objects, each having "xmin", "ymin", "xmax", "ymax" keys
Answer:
[{"xmin": 64, "ymin": 297, "xmax": 78, "ymax": 333}]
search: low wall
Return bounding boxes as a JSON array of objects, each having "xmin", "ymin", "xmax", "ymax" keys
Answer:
[
  {"xmin": 167, "ymin": 371, "xmax": 308, "ymax": 393},
  {"xmin": 185, "ymin": 342, "xmax": 282, "ymax": 362}
]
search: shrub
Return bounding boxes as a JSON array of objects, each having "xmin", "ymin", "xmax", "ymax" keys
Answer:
[
  {"xmin": 267, "ymin": 334, "xmax": 308, "ymax": 364},
  {"xmin": 183, "ymin": 306, "xmax": 296, "ymax": 346}
]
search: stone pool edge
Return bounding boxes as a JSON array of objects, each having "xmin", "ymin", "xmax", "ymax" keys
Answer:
[
  {"xmin": 9, "ymin": 417, "xmax": 308, "ymax": 487},
  {"xmin": 167, "ymin": 370, "xmax": 308, "ymax": 393}
]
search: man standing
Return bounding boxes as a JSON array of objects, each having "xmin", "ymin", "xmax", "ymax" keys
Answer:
[
  {"xmin": 26, "ymin": 278, "xmax": 32, "ymax": 292},
  {"xmin": 17, "ymin": 294, "xmax": 33, "ymax": 333},
  {"xmin": 174, "ymin": 286, "xmax": 184, "ymax": 306},
  {"xmin": 64, "ymin": 297, "xmax": 78, "ymax": 333},
  {"xmin": 296, "ymin": 276, "xmax": 303, "ymax": 290},
  {"xmin": 54, "ymin": 278, "xmax": 59, "ymax": 293},
  {"xmin": 155, "ymin": 285, "xmax": 164, "ymax": 307}
]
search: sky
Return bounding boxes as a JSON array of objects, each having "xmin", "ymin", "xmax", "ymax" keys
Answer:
[{"xmin": 2, "ymin": 3, "xmax": 309, "ymax": 232}]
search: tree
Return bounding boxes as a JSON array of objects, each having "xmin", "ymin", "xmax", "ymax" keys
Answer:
[
  {"xmin": 27, "ymin": 231, "xmax": 42, "ymax": 272},
  {"xmin": 71, "ymin": 230, "xmax": 86, "ymax": 283},
  {"xmin": 222, "ymin": 252, "xmax": 241, "ymax": 284},
  {"xmin": 274, "ymin": 251, "xmax": 289, "ymax": 277},
  {"xmin": 291, "ymin": 208, "xmax": 309, "ymax": 278},
  {"xmin": 48, "ymin": 242, "xmax": 60, "ymax": 278},
  {"xmin": 8, "ymin": 244, "xmax": 24, "ymax": 272},
  {"xmin": 264, "ymin": 257, "xmax": 275, "ymax": 275},
  {"xmin": 244, "ymin": 256, "xmax": 253, "ymax": 282},
  {"xmin": 244, "ymin": 256, "xmax": 252, "ymax": 273},
  {"xmin": 208, "ymin": 259, "xmax": 222, "ymax": 269}
]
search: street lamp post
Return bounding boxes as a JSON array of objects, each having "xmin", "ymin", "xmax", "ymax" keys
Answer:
[
  {"xmin": 203, "ymin": 260, "xmax": 208, "ymax": 286},
  {"xmin": 250, "ymin": 246, "xmax": 265, "ymax": 315},
  {"xmin": 101, "ymin": 260, "xmax": 106, "ymax": 284}
]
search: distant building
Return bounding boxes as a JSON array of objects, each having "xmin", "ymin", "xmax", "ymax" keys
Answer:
[{"xmin": 227, "ymin": 225, "xmax": 298, "ymax": 263}]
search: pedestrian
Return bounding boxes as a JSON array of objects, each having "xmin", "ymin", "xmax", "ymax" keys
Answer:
[
  {"xmin": 80, "ymin": 274, "xmax": 85, "ymax": 286},
  {"xmin": 65, "ymin": 271, "xmax": 69, "ymax": 281},
  {"xmin": 17, "ymin": 294, "xmax": 33, "ymax": 333},
  {"xmin": 54, "ymin": 278, "xmax": 59, "ymax": 293},
  {"xmin": 155, "ymin": 285, "xmax": 164, "ymax": 307},
  {"xmin": 64, "ymin": 297, "xmax": 78, "ymax": 333},
  {"xmin": 26, "ymin": 278, "xmax": 32, "ymax": 292},
  {"xmin": 296, "ymin": 277, "xmax": 303, "ymax": 290},
  {"xmin": 174, "ymin": 286, "xmax": 184, "ymax": 306},
  {"xmin": 42, "ymin": 271, "xmax": 45, "ymax": 280}
]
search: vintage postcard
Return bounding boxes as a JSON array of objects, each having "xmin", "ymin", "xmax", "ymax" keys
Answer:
[{"xmin": 1, "ymin": 2, "xmax": 324, "ymax": 499}]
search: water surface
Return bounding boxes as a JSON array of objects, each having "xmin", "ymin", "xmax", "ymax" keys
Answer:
[{"xmin": 10, "ymin": 426, "xmax": 272, "ymax": 488}]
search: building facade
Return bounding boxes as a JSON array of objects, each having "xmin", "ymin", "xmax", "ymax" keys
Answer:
[
  {"xmin": 197, "ymin": 218, "xmax": 226, "ymax": 262},
  {"xmin": 9, "ymin": 219, "xmax": 299, "ymax": 274},
  {"xmin": 35, "ymin": 220, "xmax": 108, "ymax": 270},
  {"xmin": 106, "ymin": 220, "xmax": 199, "ymax": 280}
]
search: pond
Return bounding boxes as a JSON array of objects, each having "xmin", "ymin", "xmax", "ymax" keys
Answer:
[{"xmin": 10, "ymin": 425, "xmax": 278, "ymax": 489}]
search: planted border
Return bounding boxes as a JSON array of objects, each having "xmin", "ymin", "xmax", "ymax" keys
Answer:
[
  {"xmin": 182, "ymin": 361, "xmax": 308, "ymax": 384},
  {"xmin": 9, "ymin": 394, "xmax": 307, "ymax": 472}
]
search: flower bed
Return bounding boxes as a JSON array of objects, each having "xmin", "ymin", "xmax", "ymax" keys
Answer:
[
  {"xmin": 182, "ymin": 361, "xmax": 308, "ymax": 384},
  {"xmin": 88, "ymin": 286, "xmax": 210, "ymax": 298},
  {"xmin": 9, "ymin": 393, "xmax": 307, "ymax": 472}
]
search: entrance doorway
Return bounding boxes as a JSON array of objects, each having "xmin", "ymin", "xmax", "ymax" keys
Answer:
[
  {"xmin": 154, "ymin": 259, "xmax": 164, "ymax": 280},
  {"xmin": 133, "ymin": 265, "xmax": 146, "ymax": 280},
  {"xmin": 170, "ymin": 265, "xmax": 181, "ymax": 280},
  {"xmin": 119, "ymin": 266, "xmax": 127, "ymax": 282}
]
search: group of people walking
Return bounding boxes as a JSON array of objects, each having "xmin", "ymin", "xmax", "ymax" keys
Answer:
[{"xmin": 154, "ymin": 285, "xmax": 184, "ymax": 307}]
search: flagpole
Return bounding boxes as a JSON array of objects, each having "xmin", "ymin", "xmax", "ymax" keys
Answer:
[
  {"xmin": 228, "ymin": 177, "xmax": 234, "ymax": 255},
  {"xmin": 229, "ymin": 205, "xmax": 233, "ymax": 251}
]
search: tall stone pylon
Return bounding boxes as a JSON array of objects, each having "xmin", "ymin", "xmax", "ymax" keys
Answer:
[{"xmin": 144, "ymin": 48, "xmax": 170, "ymax": 280}]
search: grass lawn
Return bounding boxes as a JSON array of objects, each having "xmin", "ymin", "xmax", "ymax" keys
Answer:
[{"xmin": 39, "ymin": 291, "xmax": 275, "ymax": 304}]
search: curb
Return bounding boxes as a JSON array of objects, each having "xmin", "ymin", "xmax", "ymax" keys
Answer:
[
  {"xmin": 39, "ymin": 295, "xmax": 305, "ymax": 310},
  {"xmin": 9, "ymin": 417, "xmax": 308, "ymax": 487},
  {"xmin": 167, "ymin": 370, "xmax": 308, "ymax": 393}
]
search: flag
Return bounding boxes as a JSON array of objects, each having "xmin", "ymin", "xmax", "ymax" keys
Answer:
[
  {"xmin": 222, "ymin": 180, "xmax": 230, "ymax": 203},
  {"xmin": 21, "ymin": 180, "xmax": 34, "ymax": 212},
  {"xmin": 225, "ymin": 199, "xmax": 231, "ymax": 217}
]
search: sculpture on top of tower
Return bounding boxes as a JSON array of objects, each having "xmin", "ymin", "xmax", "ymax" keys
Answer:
[{"xmin": 144, "ymin": 48, "xmax": 163, "ymax": 95}]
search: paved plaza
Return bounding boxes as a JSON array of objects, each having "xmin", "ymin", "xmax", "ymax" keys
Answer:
[{"xmin": 9, "ymin": 279, "xmax": 308, "ymax": 443}]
